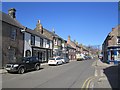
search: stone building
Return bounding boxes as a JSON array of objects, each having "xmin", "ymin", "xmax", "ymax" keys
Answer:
[
  {"xmin": 102, "ymin": 25, "xmax": 120, "ymax": 64},
  {"xmin": 1, "ymin": 8, "xmax": 24, "ymax": 68}
]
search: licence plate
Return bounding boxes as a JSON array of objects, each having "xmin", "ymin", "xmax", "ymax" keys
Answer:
[{"xmin": 6, "ymin": 68, "xmax": 11, "ymax": 70}]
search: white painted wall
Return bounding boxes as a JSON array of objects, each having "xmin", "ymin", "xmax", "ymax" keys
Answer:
[
  {"xmin": 50, "ymin": 41, "xmax": 52, "ymax": 49},
  {"xmin": 24, "ymin": 32, "xmax": 32, "ymax": 57},
  {"xmin": 43, "ymin": 39, "xmax": 45, "ymax": 48},
  {"xmin": 24, "ymin": 32, "xmax": 53, "ymax": 57}
]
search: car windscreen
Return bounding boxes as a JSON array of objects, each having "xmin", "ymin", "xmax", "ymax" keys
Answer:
[
  {"xmin": 49, "ymin": 58, "xmax": 55, "ymax": 60},
  {"xmin": 56, "ymin": 58, "xmax": 61, "ymax": 60}
]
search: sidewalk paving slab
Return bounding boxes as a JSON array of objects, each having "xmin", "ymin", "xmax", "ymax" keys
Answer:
[{"xmin": 91, "ymin": 59, "xmax": 119, "ymax": 89}]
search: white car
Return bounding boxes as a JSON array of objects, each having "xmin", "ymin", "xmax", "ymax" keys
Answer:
[{"xmin": 48, "ymin": 57, "xmax": 63, "ymax": 66}]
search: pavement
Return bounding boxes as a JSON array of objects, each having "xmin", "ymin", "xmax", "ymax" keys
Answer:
[
  {"xmin": 96, "ymin": 59, "xmax": 114, "ymax": 67},
  {"xmin": 90, "ymin": 59, "xmax": 119, "ymax": 89}
]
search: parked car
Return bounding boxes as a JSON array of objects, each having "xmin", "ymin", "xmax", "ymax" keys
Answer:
[
  {"xmin": 76, "ymin": 53, "xmax": 85, "ymax": 61},
  {"xmin": 48, "ymin": 57, "xmax": 63, "ymax": 66},
  {"xmin": 87, "ymin": 56, "xmax": 93, "ymax": 60},
  {"xmin": 84, "ymin": 56, "xmax": 89, "ymax": 60},
  {"xmin": 61, "ymin": 57, "xmax": 69, "ymax": 63},
  {"xmin": 98, "ymin": 54, "xmax": 103, "ymax": 60},
  {"xmin": 5, "ymin": 56, "xmax": 41, "ymax": 74}
]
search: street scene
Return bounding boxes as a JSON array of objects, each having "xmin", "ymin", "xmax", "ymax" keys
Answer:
[{"xmin": 0, "ymin": 1, "xmax": 120, "ymax": 90}]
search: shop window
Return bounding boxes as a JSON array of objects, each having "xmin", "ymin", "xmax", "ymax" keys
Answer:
[
  {"xmin": 69, "ymin": 55, "xmax": 71, "ymax": 59},
  {"xmin": 118, "ymin": 50, "xmax": 120, "ymax": 58},
  {"xmin": 47, "ymin": 40, "xmax": 50, "ymax": 46}
]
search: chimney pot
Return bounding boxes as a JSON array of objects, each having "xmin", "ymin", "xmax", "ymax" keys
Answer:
[
  {"xmin": 8, "ymin": 8, "xmax": 16, "ymax": 19},
  {"xmin": 112, "ymin": 28, "xmax": 115, "ymax": 31},
  {"xmin": 68, "ymin": 35, "xmax": 71, "ymax": 40}
]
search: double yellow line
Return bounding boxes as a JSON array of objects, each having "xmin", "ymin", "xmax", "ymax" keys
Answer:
[{"xmin": 81, "ymin": 76, "xmax": 95, "ymax": 90}]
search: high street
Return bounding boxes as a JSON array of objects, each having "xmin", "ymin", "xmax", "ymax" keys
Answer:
[{"xmin": 2, "ymin": 60, "xmax": 95, "ymax": 88}]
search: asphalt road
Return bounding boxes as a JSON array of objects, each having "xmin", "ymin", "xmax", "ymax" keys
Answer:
[{"xmin": 2, "ymin": 59, "xmax": 95, "ymax": 88}]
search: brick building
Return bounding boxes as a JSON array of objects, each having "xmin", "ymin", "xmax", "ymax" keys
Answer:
[
  {"xmin": 102, "ymin": 25, "xmax": 120, "ymax": 64},
  {"xmin": 67, "ymin": 44, "xmax": 76, "ymax": 60},
  {"xmin": 67, "ymin": 35, "xmax": 77, "ymax": 60}
]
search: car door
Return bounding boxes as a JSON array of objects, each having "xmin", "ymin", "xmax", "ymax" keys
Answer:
[
  {"xmin": 29, "ymin": 57, "xmax": 36, "ymax": 69},
  {"xmin": 58, "ymin": 58, "xmax": 62, "ymax": 64},
  {"xmin": 24, "ymin": 58, "xmax": 31, "ymax": 70},
  {"xmin": 56, "ymin": 58, "xmax": 60, "ymax": 64}
]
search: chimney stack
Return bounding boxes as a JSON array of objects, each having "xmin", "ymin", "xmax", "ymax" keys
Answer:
[
  {"xmin": 67, "ymin": 35, "xmax": 71, "ymax": 44},
  {"xmin": 36, "ymin": 20, "xmax": 43, "ymax": 34},
  {"xmin": 112, "ymin": 28, "xmax": 115, "ymax": 31},
  {"xmin": 68, "ymin": 35, "xmax": 71, "ymax": 40},
  {"xmin": 76, "ymin": 42, "xmax": 78, "ymax": 45},
  {"xmin": 8, "ymin": 8, "xmax": 16, "ymax": 19}
]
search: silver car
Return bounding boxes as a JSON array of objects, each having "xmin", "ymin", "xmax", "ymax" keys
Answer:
[{"xmin": 61, "ymin": 57, "xmax": 69, "ymax": 64}]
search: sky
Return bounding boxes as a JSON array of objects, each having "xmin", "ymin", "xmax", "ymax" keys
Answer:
[{"xmin": 2, "ymin": 2, "xmax": 119, "ymax": 47}]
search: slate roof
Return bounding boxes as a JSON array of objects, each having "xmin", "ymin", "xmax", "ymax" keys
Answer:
[
  {"xmin": 67, "ymin": 44, "xmax": 76, "ymax": 50},
  {"xmin": 0, "ymin": 11, "xmax": 23, "ymax": 28},
  {"xmin": 1, "ymin": 11, "xmax": 51, "ymax": 41},
  {"xmin": 25, "ymin": 28, "xmax": 52, "ymax": 41},
  {"xmin": 43, "ymin": 28, "xmax": 63, "ymax": 40}
]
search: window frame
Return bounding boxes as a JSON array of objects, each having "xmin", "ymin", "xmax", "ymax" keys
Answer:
[
  {"xmin": 31, "ymin": 35, "xmax": 35, "ymax": 45},
  {"xmin": 11, "ymin": 29, "xmax": 16, "ymax": 40},
  {"xmin": 40, "ymin": 38, "xmax": 43, "ymax": 47},
  {"xmin": 117, "ymin": 37, "xmax": 120, "ymax": 44}
]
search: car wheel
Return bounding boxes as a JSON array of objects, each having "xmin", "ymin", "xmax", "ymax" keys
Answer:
[
  {"xmin": 7, "ymin": 71, "xmax": 11, "ymax": 73},
  {"xmin": 35, "ymin": 64, "xmax": 40, "ymax": 70},
  {"xmin": 18, "ymin": 67, "xmax": 25, "ymax": 74}
]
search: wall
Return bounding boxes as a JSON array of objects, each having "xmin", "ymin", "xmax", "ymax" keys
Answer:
[
  {"xmin": 24, "ymin": 32, "xmax": 32, "ymax": 57},
  {"xmin": 2, "ymin": 21, "xmax": 24, "ymax": 67}
]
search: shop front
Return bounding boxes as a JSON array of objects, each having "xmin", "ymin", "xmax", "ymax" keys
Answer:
[
  {"xmin": 32, "ymin": 46, "xmax": 52, "ymax": 63},
  {"xmin": 107, "ymin": 46, "xmax": 120, "ymax": 64}
]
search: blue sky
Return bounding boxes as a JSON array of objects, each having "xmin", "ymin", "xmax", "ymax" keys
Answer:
[{"xmin": 2, "ymin": 2, "xmax": 118, "ymax": 46}]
